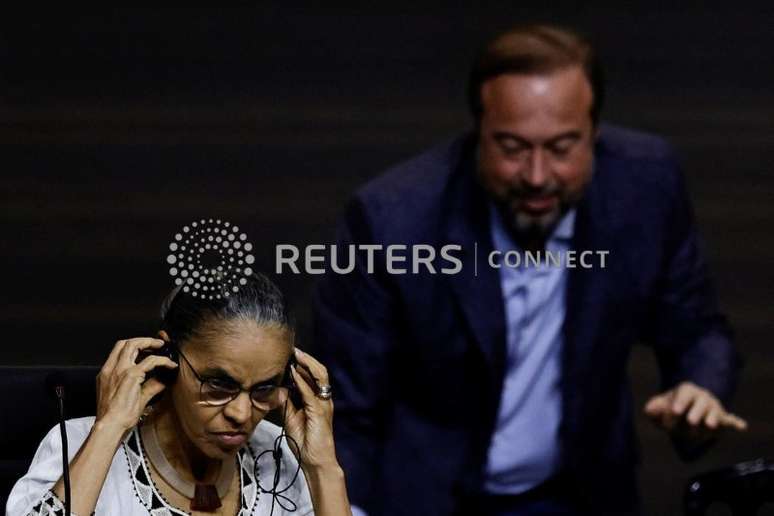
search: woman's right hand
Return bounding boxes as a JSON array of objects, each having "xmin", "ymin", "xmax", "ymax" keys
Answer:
[{"xmin": 95, "ymin": 337, "xmax": 178, "ymax": 432}]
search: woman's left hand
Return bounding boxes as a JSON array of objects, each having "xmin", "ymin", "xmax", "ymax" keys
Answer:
[{"xmin": 282, "ymin": 348, "xmax": 340, "ymax": 471}]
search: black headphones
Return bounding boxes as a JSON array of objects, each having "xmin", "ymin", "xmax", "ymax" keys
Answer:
[
  {"xmin": 138, "ymin": 340, "xmax": 179, "ymax": 385},
  {"xmin": 256, "ymin": 351, "xmax": 303, "ymax": 516}
]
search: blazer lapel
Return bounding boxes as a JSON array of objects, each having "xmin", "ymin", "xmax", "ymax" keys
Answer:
[
  {"xmin": 560, "ymin": 163, "xmax": 619, "ymax": 454},
  {"xmin": 443, "ymin": 141, "xmax": 508, "ymax": 394}
]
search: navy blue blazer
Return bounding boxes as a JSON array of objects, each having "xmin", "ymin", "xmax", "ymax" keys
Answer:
[{"xmin": 313, "ymin": 125, "xmax": 740, "ymax": 516}]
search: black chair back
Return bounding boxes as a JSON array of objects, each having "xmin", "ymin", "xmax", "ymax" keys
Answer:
[
  {"xmin": 0, "ymin": 366, "xmax": 98, "ymax": 509},
  {"xmin": 685, "ymin": 458, "xmax": 774, "ymax": 516}
]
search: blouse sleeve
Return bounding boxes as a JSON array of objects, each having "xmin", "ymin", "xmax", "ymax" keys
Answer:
[{"xmin": 5, "ymin": 418, "xmax": 94, "ymax": 516}]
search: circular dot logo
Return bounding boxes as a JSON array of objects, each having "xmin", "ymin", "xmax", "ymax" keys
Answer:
[{"xmin": 166, "ymin": 218, "xmax": 255, "ymax": 299}]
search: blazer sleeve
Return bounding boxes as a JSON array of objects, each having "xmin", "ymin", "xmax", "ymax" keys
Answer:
[
  {"xmin": 643, "ymin": 156, "xmax": 742, "ymax": 413},
  {"xmin": 312, "ymin": 196, "xmax": 399, "ymax": 512}
]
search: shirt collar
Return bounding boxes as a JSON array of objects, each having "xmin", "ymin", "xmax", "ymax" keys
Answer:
[{"xmin": 552, "ymin": 208, "xmax": 576, "ymax": 242}]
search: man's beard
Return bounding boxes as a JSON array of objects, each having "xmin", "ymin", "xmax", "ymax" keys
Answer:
[
  {"xmin": 498, "ymin": 199, "xmax": 565, "ymax": 246},
  {"xmin": 509, "ymin": 204, "xmax": 562, "ymax": 234}
]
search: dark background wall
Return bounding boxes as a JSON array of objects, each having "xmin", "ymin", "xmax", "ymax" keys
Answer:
[{"xmin": 1, "ymin": 6, "xmax": 772, "ymax": 515}]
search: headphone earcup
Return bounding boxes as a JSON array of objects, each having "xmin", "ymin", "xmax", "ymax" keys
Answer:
[
  {"xmin": 283, "ymin": 355, "xmax": 303, "ymax": 409},
  {"xmin": 160, "ymin": 343, "xmax": 180, "ymax": 385}
]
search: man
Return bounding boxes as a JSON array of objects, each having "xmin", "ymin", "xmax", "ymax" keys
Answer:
[{"xmin": 314, "ymin": 25, "xmax": 745, "ymax": 516}]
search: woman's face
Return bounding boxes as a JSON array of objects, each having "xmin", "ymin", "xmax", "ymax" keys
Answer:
[{"xmin": 167, "ymin": 318, "xmax": 293, "ymax": 459}]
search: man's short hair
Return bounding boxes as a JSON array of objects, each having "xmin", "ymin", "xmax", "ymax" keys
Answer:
[{"xmin": 468, "ymin": 24, "xmax": 605, "ymax": 126}]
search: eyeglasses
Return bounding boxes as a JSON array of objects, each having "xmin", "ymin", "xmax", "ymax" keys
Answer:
[{"xmin": 177, "ymin": 348, "xmax": 281, "ymax": 410}]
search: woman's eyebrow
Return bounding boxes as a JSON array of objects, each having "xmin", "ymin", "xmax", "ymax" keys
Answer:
[
  {"xmin": 202, "ymin": 367, "xmax": 282, "ymax": 388},
  {"xmin": 251, "ymin": 375, "xmax": 282, "ymax": 388},
  {"xmin": 201, "ymin": 367, "xmax": 236, "ymax": 380}
]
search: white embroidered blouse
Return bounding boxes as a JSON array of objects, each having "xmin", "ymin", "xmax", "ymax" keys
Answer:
[{"xmin": 6, "ymin": 417, "xmax": 314, "ymax": 515}]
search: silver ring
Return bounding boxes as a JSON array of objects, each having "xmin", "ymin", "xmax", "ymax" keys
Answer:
[{"xmin": 317, "ymin": 384, "xmax": 333, "ymax": 400}]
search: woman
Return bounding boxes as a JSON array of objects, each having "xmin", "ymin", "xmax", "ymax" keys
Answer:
[{"xmin": 7, "ymin": 273, "xmax": 352, "ymax": 515}]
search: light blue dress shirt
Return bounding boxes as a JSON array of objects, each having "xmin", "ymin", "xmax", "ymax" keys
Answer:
[{"xmin": 483, "ymin": 204, "xmax": 576, "ymax": 494}]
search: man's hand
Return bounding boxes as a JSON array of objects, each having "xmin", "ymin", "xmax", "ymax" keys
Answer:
[{"xmin": 644, "ymin": 381, "xmax": 747, "ymax": 434}]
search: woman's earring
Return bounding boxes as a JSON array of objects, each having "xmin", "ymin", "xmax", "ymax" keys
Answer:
[{"xmin": 139, "ymin": 403, "xmax": 156, "ymax": 424}]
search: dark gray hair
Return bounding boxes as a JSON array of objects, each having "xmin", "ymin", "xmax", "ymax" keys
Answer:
[{"xmin": 160, "ymin": 272, "xmax": 293, "ymax": 347}]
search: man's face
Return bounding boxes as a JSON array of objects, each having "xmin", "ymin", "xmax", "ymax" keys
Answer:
[{"xmin": 476, "ymin": 66, "xmax": 596, "ymax": 239}]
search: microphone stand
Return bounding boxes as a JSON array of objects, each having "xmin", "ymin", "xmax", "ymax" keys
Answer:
[{"xmin": 54, "ymin": 383, "xmax": 71, "ymax": 516}]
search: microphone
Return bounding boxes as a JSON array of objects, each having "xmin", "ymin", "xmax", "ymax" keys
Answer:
[
  {"xmin": 45, "ymin": 371, "xmax": 67, "ymax": 400},
  {"xmin": 45, "ymin": 371, "xmax": 71, "ymax": 516}
]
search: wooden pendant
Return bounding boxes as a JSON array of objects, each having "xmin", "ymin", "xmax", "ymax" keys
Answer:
[{"xmin": 191, "ymin": 483, "xmax": 222, "ymax": 512}]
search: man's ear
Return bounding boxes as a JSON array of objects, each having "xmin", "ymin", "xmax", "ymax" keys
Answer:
[{"xmin": 157, "ymin": 329, "xmax": 170, "ymax": 342}]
